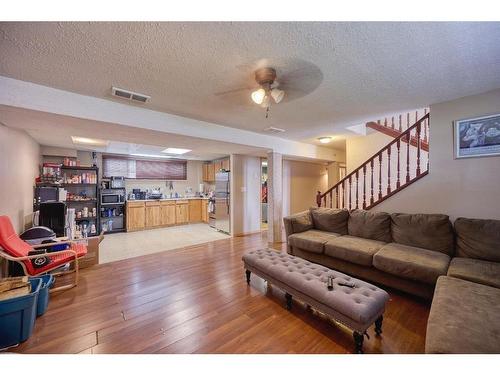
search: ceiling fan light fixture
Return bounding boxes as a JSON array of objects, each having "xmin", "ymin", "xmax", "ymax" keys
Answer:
[
  {"xmin": 271, "ymin": 88, "xmax": 285, "ymax": 103},
  {"xmin": 251, "ymin": 88, "xmax": 266, "ymax": 104},
  {"xmin": 318, "ymin": 137, "xmax": 333, "ymax": 144}
]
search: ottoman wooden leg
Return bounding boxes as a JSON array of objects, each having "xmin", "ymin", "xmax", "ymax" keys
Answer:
[
  {"xmin": 285, "ymin": 292, "xmax": 293, "ymax": 310},
  {"xmin": 375, "ymin": 315, "xmax": 383, "ymax": 336},
  {"xmin": 353, "ymin": 331, "xmax": 364, "ymax": 354},
  {"xmin": 245, "ymin": 270, "xmax": 251, "ymax": 285}
]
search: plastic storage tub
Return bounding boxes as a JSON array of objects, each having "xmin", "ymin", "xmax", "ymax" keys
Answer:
[
  {"xmin": 34, "ymin": 275, "xmax": 55, "ymax": 316},
  {"xmin": 0, "ymin": 278, "xmax": 42, "ymax": 349}
]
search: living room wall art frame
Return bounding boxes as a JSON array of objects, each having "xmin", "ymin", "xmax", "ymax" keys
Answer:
[{"xmin": 454, "ymin": 112, "xmax": 500, "ymax": 159}]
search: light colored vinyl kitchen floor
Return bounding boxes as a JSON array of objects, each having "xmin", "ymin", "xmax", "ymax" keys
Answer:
[{"xmin": 99, "ymin": 224, "xmax": 230, "ymax": 264}]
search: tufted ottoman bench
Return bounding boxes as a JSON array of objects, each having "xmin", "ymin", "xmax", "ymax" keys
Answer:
[{"xmin": 242, "ymin": 248, "xmax": 390, "ymax": 353}]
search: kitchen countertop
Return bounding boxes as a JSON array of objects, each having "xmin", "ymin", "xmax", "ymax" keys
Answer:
[{"xmin": 127, "ymin": 197, "xmax": 209, "ymax": 202}]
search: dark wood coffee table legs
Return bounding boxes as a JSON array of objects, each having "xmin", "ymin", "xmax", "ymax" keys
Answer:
[
  {"xmin": 285, "ymin": 292, "xmax": 293, "ymax": 310},
  {"xmin": 245, "ymin": 270, "xmax": 251, "ymax": 285},
  {"xmin": 353, "ymin": 331, "xmax": 364, "ymax": 354},
  {"xmin": 375, "ymin": 315, "xmax": 383, "ymax": 335}
]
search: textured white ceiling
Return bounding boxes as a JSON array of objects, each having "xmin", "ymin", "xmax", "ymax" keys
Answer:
[{"xmin": 1, "ymin": 22, "xmax": 500, "ymax": 147}]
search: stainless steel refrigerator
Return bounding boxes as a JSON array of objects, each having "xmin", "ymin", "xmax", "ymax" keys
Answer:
[{"xmin": 215, "ymin": 171, "xmax": 230, "ymax": 234}]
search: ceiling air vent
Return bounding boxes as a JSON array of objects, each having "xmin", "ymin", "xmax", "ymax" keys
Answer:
[
  {"xmin": 264, "ymin": 126, "xmax": 286, "ymax": 133},
  {"xmin": 111, "ymin": 87, "xmax": 151, "ymax": 103}
]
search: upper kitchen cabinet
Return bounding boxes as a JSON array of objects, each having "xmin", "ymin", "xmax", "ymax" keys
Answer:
[{"xmin": 203, "ymin": 157, "xmax": 230, "ymax": 182}]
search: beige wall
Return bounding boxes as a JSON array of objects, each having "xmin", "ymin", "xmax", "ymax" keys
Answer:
[
  {"xmin": 373, "ymin": 88, "xmax": 500, "ymax": 221},
  {"xmin": 231, "ymin": 154, "xmax": 261, "ymax": 236},
  {"xmin": 0, "ymin": 125, "xmax": 40, "ymax": 232},
  {"xmin": 283, "ymin": 160, "xmax": 328, "ymax": 216}
]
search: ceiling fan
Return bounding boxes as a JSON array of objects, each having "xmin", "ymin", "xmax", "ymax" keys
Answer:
[
  {"xmin": 250, "ymin": 67, "xmax": 285, "ymax": 111},
  {"xmin": 214, "ymin": 59, "xmax": 323, "ymax": 118}
]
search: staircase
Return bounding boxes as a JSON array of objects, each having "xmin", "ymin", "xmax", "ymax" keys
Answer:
[{"xmin": 316, "ymin": 112, "xmax": 430, "ymax": 210}]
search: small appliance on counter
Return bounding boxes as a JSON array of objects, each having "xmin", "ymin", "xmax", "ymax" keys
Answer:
[
  {"xmin": 148, "ymin": 187, "xmax": 163, "ymax": 200},
  {"xmin": 132, "ymin": 189, "xmax": 146, "ymax": 200},
  {"xmin": 110, "ymin": 176, "xmax": 125, "ymax": 189}
]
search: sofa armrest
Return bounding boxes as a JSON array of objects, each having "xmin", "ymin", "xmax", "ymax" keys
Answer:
[{"xmin": 283, "ymin": 210, "xmax": 313, "ymax": 238}]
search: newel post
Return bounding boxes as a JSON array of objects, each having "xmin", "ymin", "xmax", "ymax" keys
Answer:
[{"xmin": 316, "ymin": 191, "xmax": 322, "ymax": 207}]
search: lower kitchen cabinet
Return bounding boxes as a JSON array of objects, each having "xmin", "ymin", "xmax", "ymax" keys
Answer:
[
  {"xmin": 175, "ymin": 201, "xmax": 189, "ymax": 224},
  {"xmin": 145, "ymin": 201, "xmax": 161, "ymax": 228},
  {"xmin": 188, "ymin": 199, "xmax": 202, "ymax": 222},
  {"xmin": 161, "ymin": 201, "xmax": 176, "ymax": 225},
  {"xmin": 202, "ymin": 199, "xmax": 208, "ymax": 223},
  {"xmin": 127, "ymin": 202, "xmax": 146, "ymax": 231}
]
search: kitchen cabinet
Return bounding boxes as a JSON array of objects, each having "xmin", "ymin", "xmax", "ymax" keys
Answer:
[
  {"xmin": 203, "ymin": 163, "xmax": 209, "ymax": 182},
  {"xmin": 207, "ymin": 163, "xmax": 215, "ymax": 182},
  {"xmin": 221, "ymin": 158, "xmax": 230, "ymax": 171},
  {"xmin": 188, "ymin": 199, "xmax": 202, "ymax": 222},
  {"xmin": 213, "ymin": 160, "xmax": 223, "ymax": 174},
  {"xmin": 175, "ymin": 200, "xmax": 189, "ymax": 224},
  {"xmin": 145, "ymin": 201, "xmax": 161, "ymax": 228},
  {"xmin": 202, "ymin": 199, "xmax": 208, "ymax": 223},
  {"xmin": 127, "ymin": 202, "xmax": 145, "ymax": 231},
  {"xmin": 161, "ymin": 201, "xmax": 176, "ymax": 226}
]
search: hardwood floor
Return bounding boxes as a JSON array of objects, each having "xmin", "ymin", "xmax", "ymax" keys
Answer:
[{"xmin": 11, "ymin": 232, "xmax": 430, "ymax": 354}]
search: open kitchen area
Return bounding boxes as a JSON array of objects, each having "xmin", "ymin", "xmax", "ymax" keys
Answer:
[{"xmin": 36, "ymin": 145, "xmax": 232, "ymax": 264}]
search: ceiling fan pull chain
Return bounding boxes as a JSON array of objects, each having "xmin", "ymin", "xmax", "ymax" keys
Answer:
[{"xmin": 266, "ymin": 105, "xmax": 270, "ymax": 119}]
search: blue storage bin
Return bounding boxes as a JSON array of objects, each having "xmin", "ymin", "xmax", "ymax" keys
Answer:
[
  {"xmin": 33, "ymin": 275, "xmax": 54, "ymax": 316},
  {"xmin": 0, "ymin": 278, "xmax": 42, "ymax": 349}
]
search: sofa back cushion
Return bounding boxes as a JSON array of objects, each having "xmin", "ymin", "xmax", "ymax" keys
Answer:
[
  {"xmin": 454, "ymin": 217, "xmax": 500, "ymax": 262},
  {"xmin": 391, "ymin": 213, "xmax": 454, "ymax": 255},
  {"xmin": 310, "ymin": 208, "xmax": 348, "ymax": 235},
  {"xmin": 290, "ymin": 211, "xmax": 314, "ymax": 233},
  {"xmin": 348, "ymin": 210, "xmax": 391, "ymax": 242}
]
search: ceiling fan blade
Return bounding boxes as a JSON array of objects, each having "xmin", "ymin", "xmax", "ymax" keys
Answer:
[{"xmin": 214, "ymin": 86, "xmax": 253, "ymax": 96}]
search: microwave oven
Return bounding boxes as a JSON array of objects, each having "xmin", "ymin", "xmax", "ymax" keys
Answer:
[{"xmin": 101, "ymin": 190, "xmax": 125, "ymax": 205}]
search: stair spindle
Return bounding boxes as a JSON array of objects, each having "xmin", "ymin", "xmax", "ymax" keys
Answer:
[
  {"xmin": 329, "ymin": 190, "xmax": 332, "ymax": 208},
  {"xmin": 415, "ymin": 110, "xmax": 418, "ymax": 123},
  {"xmin": 341, "ymin": 180, "xmax": 345, "ymax": 209},
  {"xmin": 406, "ymin": 128, "xmax": 410, "ymax": 183},
  {"xmin": 387, "ymin": 147, "xmax": 391, "ymax": 194},
  {"xmin": 396, "ymin": 139, "xmax": 401, "ymax": 189},
  {"xmin": 370, "ymin": 159, "xmax": 374, "ymax": 205},
  {"xmin": 407, "ymin": 113, "xmax": 410, "ymax": 129},
  {"xmin": 362, "ymin": 165, "xmax": 366, "ymax": 209},
  {"xmin": 355, "ymin": 170, "xmax": 359, "ymax": 209},
  {"xmin": 423, "ymin": 108, "xmax": 428, "ymax": 142},
  {"xmin": 384, "ymin": 118, "xmax": 388, "ymax": 127},
  {"xmin": 348, "ymin": 176, "xmax": 352, "ymax": 210},
  {"xmin": 336, "ymin": 186, "xmax": 339, "ymax": 208},
  {"xmin": 416, "ymin": 122, "xmax": 421, "ymax": 176},
  {"xmin": 378, "ymin": 154, "xmax": 382, "ymax": 200},
  {"xmin": 399, "ymin": 114, "xmax": 402, "ymax": 131}
]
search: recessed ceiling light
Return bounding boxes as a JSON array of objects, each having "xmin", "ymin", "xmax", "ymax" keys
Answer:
[
  {"xmin": 131, "ymin": 153, "xmax": 173, "ymax": 159},
  {"xmin": 161, "ymin": 148, "xmax": 192, "ymax": 155},
  {"xmin": 71, "ymin": 136, "xmax": 109, "ymax": 147},
  {"xmin": 318, "ymin": 137, "xmax": 333, "ymax": 144}
]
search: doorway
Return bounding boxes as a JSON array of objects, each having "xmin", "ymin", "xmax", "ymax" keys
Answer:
[{"xmin": 260, "ymin": 158, "xmax": 268, "ymax": 230}]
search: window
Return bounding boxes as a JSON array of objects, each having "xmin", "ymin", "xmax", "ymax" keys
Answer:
[{"xmin": 103, "ymin": 155, "xmax": 187, "ymax": 180}]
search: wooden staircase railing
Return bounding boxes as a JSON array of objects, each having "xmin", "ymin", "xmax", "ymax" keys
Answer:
[
  {"xmin": 366, "ymin": 108, "xmax": 430, "ymax": 151},
  {"xmin": 316, "ymin": 113, "xmax": 430, "ymax": 210}
]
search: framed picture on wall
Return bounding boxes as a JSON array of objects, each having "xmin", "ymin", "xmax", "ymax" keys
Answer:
[{"xmin": 454, "ymin": 113, "xmax": 500, "ymax": 159}]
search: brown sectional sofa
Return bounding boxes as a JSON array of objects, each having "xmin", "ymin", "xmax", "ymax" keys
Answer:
[{"xmin": 283, "ymin": 208, "xmax": 500, "ymax": 353}]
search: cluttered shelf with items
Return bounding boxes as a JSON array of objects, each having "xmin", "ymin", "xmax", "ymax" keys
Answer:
[{"xmin": 35, "ymin": 158, "xmax": 100, "ymax": 239}]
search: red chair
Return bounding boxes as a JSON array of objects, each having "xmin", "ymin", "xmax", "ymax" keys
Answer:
[{"xmin": 0, "ymin": 215, "xmax": 87, "ymax": 292}]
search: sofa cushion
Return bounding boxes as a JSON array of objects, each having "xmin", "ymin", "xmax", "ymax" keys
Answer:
[
  {"xmin": 348, "ymin": 210, "xmax": 391, "ymax": 242},
  {"xmin": 447, "ymin": 257, "xmax": 500, "ymax": 289},
  {"xmin": 426, "ymin": 276, "xmax": 500, "ymax": 353},
  {"xmin": 288, "ymin": 230, "xmax": 341, "ymax": 254},
  {"xmin": 390, "ymin": 213, "xmax": 454, "ymax": 255},
  {"xmin": 454, "ymin": 217, "xmax": 500, "ymax": 262},
  {"xmin": 324, "ymin": 235, "xmax": 387, "ymax": 266},
  {"xmin": 310, "ymin": 207, "xmax": 348, "ymax": 234},
  {"xmin": 373, "ymin": 243, "xmax": 450, "ymax": 284},
  {"xmin": 289, "ymin": 211, "xmax": 314, "ymax": 233}
]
